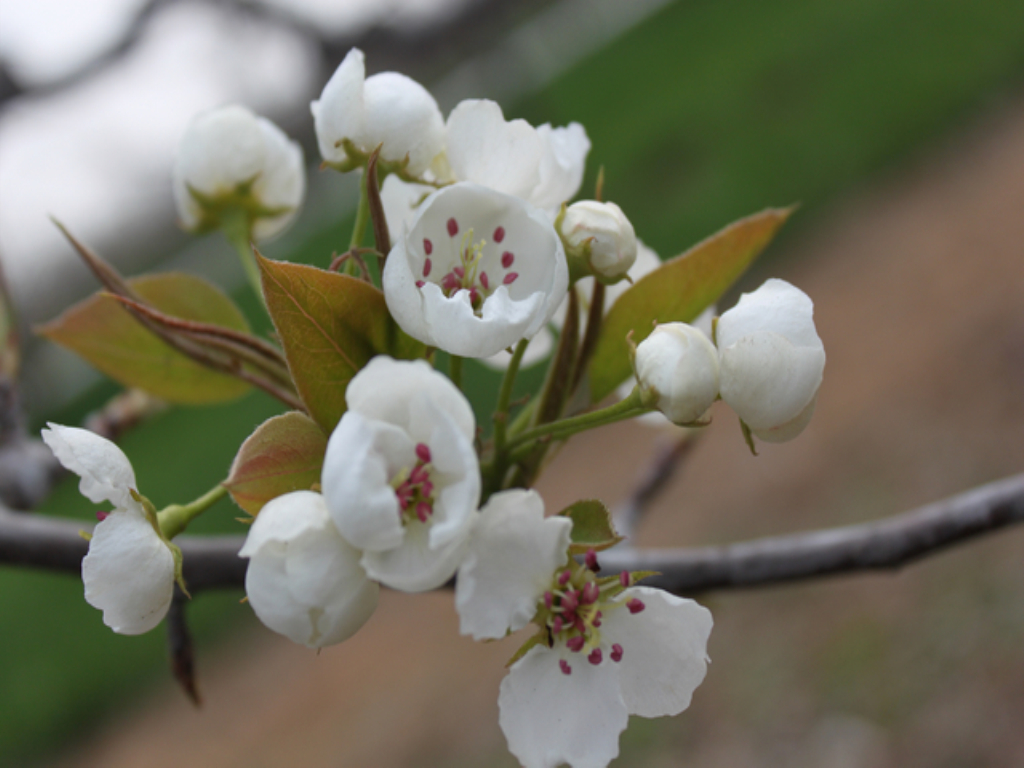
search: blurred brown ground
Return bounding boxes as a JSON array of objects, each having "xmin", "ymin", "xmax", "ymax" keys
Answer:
[{"xmin": 55, "ymin": 97, "xmax": 1024, "ymax": 768}]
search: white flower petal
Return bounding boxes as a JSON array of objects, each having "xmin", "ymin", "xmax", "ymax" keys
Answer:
[
  {"xmin": 363, "ymin": 71, "xmax": 444, "ymax": 175},
  {"xmin": 634, "ymin": 322, "xmax": 720, "ymax": 424},
  {"xmin": 361, "ymin": 519, "xmax": 469, "ymax": 592},
  {"xmin": 752, "ymin": 392, "xmax": 818, "ymax": 443},
  {"xmin": 41, "ymin": 424, "xmax": 137, "ymax": 510},
  {"xmin": 321, "ymin": 411, "xmax": 411, "ymax": 552},
  {"xmin": 456, "ymin": 489, "xmax": 571, "ymax": 640},
  {"xmin": 345, "ymin": 356, "xmax": 475, "ymax": 442},
  {"xmin": 603, "ymin": 587, "xmax": 712, "ymax": 719},
  {"xmin": 445, "ymin": 100, "xmax": 544, "ymax": 199},
  {"xmin": 241, "ymin": 491, "xmax": 378, "ymax": 648},
  {"xmin": 380, "ymin": 175, "xmax": 433, "ymax": 241},
  {"xmin": 311, "ymin": 48, "xmax": 366, "ymax": 164},
  {"xmin": 718, "ymin": 331, "xmax": 825, "ymax": 431},
  {"xmin": 82, "ymin": 509, "xmax": 174, "ymax": 635},
  {"xmin": 716, "ymin": 278, "xmax": 821, "ymax": 350},
  {"xmin": 531, "ymin": 122, "xmax": 590, "ymax": 210},
  {"xmin": 499, "ymin": 644, "xmax": 629, "ymax": 768},
  {"xmin": 250, "ymin": 116, "xmax": 306, "ymax": 240}
]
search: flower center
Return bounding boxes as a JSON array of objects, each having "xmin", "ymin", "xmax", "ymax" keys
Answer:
[
  {"xmin": 391, "ymin": 443, "xmax": 436, "ymax": 524},
  {"xmin": 539, "ymin": 550, "xmax": 645, "ymax": 675},
  {"xmin": 415, "ymin": 219, "xmax": 519, "ymax": 315}
]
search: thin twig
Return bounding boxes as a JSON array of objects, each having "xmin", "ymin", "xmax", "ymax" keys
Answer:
[
  {"xmin": 167, "ymin": 587, "xmax": 201, "ymax": 706},
  {"xmin": 4, "ymin": 474, "xmax": 1022, "ymax": 595},
  {"xmin": 613, "ymin": 433, "xmax": 697, "ymax": 538}
]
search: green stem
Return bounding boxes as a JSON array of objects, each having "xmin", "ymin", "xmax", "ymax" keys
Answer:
[
  {"xmin": 349, "ymin": 174, "xmax": 371, "ymax": 252},
  {"xmin": 449, "ymin": 354, "xmax": 464, "ymax": 391},
  {"xmin": 505, "ymin": 387, "xmax": 650, "ymax": 455},
  {"xmin": 222, "ymin": 208, "xmax": 263, "ymax": 300},
  {"xmin": 158, "ymin": 484, "xmax": 229, "ymax": 540},
  {"xmin": 493, "ymin": 339, "xmax": 529, "ymax": 452}
]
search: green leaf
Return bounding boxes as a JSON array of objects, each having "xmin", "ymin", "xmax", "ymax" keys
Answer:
[
  {"xmin": 38, "ymin": 273, "xmax": 251, "ymax": 404},
  {"xmin": 588, "ymin": 207, "xmax": 794, "ymax": 402},
  {"xmin": 559, "ymin": 499, "xmax": 624, "ymax": 554},
  {"xmin": 258, "ymin": 255, "xmax": 425, "ymax": 433},
  {"xmin": 225, "ymin": 411, "xmax": 327, "ymax": 516}
]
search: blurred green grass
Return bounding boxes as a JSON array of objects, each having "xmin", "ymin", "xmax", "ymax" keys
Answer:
[{"xmin": 3, "ymin": 0, "xmax": 1024, "ymax": 762}]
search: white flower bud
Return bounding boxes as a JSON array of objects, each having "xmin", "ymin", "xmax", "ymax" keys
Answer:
[
  {"xmin": 172, "ymin": 104, "xmax": 305, "ymax": 241},
  {"xmin": 716, "ymin": 278, "xmax": 825, "ymax": 442},
  {"xmin": 239, "ymin": 490, "xmax": 379, "ymax": 648},
  {"xmin": 312, "ymin": 48, "xmax": 444, "ymax": 176},
  {"xmin": 634, "ymin": 323, "xmax": 720, "ymax": 425},
  {"xmin": 560, "ymin": 200, "xmax": 637, "ymax": 282}
]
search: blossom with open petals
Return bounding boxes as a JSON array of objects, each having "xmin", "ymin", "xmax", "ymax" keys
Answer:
[
  {"xmin": 239, "ymin": 490, "xmax": 378, "ymax": 648},
  {"xmin": 173, "ymin": 104, "xmax": 305, "ymax": 240},
  {"xmin": 312, "ymin": 48, "xmax": 444, "ymax": 176},
  {"xmin": 716, "ymin": 278, "xmax": 825, "ymax": 442},
  {"xmin": 383, "ymin": 183, "xmax": 568, "ymax": 358},
  {"xmin": 454, "ymin": 491, "xmax": 712, "ymax": 768},
  {"xmin": 41, "ymin": 424, "xmax": 175, "ymax": 635},
  {"xmin": 321, "ymin": 357, "xmax": 480, "ymax": 591}
]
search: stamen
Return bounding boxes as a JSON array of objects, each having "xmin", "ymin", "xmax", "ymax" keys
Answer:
[
  {"xmin": 551, "ymin": 616, "xmax": 563, "ymax": 634},
  {"xmin": 558, "ymin": 569, "xmax": 572, "ymax": 586},
  {"xmin": 493, "ymin": 226, "xmax": 505, "ymax": 243},
  {"xmin": 479, "ymin": 271, "xmax": 490, "ymax": 290},
  {"xmin": 559, "ymin": 660, "xmax": 572, "ymax": 676},
  {"xmin": 501, "ymin": 251, "xmax": 514, "ymax": 268},
  {"xmin": 415, "ymin": 443, "xmax": 432, "ymax": 463},
  {"xmin": 447, "ymin": 217, "xmax": 459, "ymax": 237},
  {"xmin": 423, "ymin": 238, "xmax": 433, "ymax": 255},
  {"xmin": 96, "ymin": 510, "xmax": 109, "ymax": 521},
  {"xmin": 416, "ymin": 502, "xmax": 431, "ymax": 523},
  {"xmin": 626, "ymin": 598, "xmax": 646, "ymax": 614},
  {"xmin": 610, "ymin": 644, "xmax": 623, "ymax": 662},
  {"xmin": 503, "ymin": 272, "xmax": 519, "ymax": 286},
  {"xmin": 422, "ymin": 258, "xmax": 432, "ymax": 277},
  {"xmin": 416, "ymin": 280, "xmax": 425, "ymax": 288},
  {"xmin": 453, "ymin": 265, "xmax": 465, "ymax": 279},
  {"xmin": 561, "ymin": 590, "xmax": 579, "ymax": 614},
  {"xmin": 582, "ymin": 582, "xmax": 600, "ymax": 605},
  {"xmin": 566, "ymin": 636, "xmax": 585, "ymax": 653},
  {"xmin": 619, "ymin": 571, "xmax": 630, "ymax": 587},
  {"xmin": 543, "ymin": 591, "xmax": 553, "ymax": 609},
  {"xmin": 585, "ymin": 549, "xmax": 600, "ymax": 572},
  {"xmin": 588, "ymin": 648, "xmax": 603, "ymax": 665}
]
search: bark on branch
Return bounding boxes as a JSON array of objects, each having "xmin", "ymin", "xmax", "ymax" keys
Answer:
[{"xmin": 2, "ymin": 473, "xmax": 1022, "ymax": 596}]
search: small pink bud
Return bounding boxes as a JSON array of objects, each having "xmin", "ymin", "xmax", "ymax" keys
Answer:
[
  {"xmin": 559, "ymin": 660, "xmax": 572, "ymax": 676},
  {"xmin": 619, "ymin": 571, "xmax": 630, "ymax": 587},
  {"xmin": 493, "ymin": 226, "xmax": 505, "ymax": 243},
  {"xmin": 423, "ymin": 238, "xmax": 433, "ymax": 255},
  {"xmin": 551, "ymin": 616, "xmax": 563, "ymax": 634},
  {"xmin": 501, "ymin": 251, "xmax": 514, "ymax": 268},
  {"xmin": 588, "ymin": 648, "xmax": 603, "ymax": 665},
  {"xmin": 415, "ymin": 280, "xmax": 425, "ymax": 288},
  {"xmin": 447, "ymin": 217, "xmax": 459, "ymax": 237},
  {"xmin": 479, "ymin": 271, "xmax": 490, "ymax": 289},
  {"xmin": 561, "ymin": 591, "xmax": 579, "ymax": 614},
  {"xmin": 96, "ymin": 510, "xmax": 110, "ymax": 522},
  {"xmin": 420, "ymin": 480, "xmax": 434, "ymax": 497},
  {"xmin": 415, "ymin": 443, "xmax": 432, "ymax": 463},
  {"xmin": 610, "ymin": 644, "xmax": 623, "ymax": 662},
  {"xmin": 453, "ymin": 265, "xmax": 465, "ymax": 279},
  {"xmin": 592, "ymin": 611, "xmax": 602, "ymax": 628},
  {"xmin": 582, "ymin": 582, "xmax": 599, "ymax": 605},
  {"xmin": 566, "ymin": 635, "xmax": 585, "ymax": 653},
  {"xmin": 416, "ymin": 501, "xmax": 431, "ymax": 522},
  {"xmin": 503, "ymin": 272, "xmax": 518, "ymax": 285},
  {"xmin": 585, "ymin": 549, "xmax": 600, "ymax": 571},
  {"xmin": 422, "ymin": 258, "xmax": 432, "ymax": 277},
  {"xmin": 558, "ymin": 569, "xmax": 572, "ymax": 586},
  {"xmin": 626, "ymin": 598, "xmax": 646, "ymax": 614}
]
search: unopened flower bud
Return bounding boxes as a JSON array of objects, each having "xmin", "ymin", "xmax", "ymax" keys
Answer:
[
  {"xmin": 634, "ymin": 323, "xmax": 719, "ymax": 425},
  {"xmin": 172, "ymin": 104, "xmax": 305, "ymax": 241},
  {"xmin": 560, "ymin": 200, "xmax": 637, "ymax": 282},
  {"xmin": 716, "ymin": 278, "xmax": 825, "ymax": 443}
]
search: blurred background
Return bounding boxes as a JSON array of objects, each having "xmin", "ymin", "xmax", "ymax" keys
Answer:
[{"xmin": 1, "ymin": 0, "xmax": 1023, "ymax": 765}]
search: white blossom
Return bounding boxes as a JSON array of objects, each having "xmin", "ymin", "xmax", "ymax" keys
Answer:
[
  {"xmin": 382, "ymin": 183, "xmax": 569, "ymax": 359},
  {"xmin": 453, "ymin": 494, "xmax": 712, "ymax": 768},
  {"xmin": 321, "ymin": 357, "xmax": 480, "ymax": 591},
  {"xmin": 41, "ymin": 424, "xmax": 175, "ymax": 635},
  {"xmin": 172, "ymin": 104, "xmax": 305, "ymax": 240},
  {"xmin": 716, "ymin": 278, "xmax": 825, "ymax": 442},
  {"xmin": 634, "ymin": 322, "xmax": 720, "ymax": 425},
  {"xmin": 312, "ymin": 48, "xmax": 444, "ymax": 176},
  {"xmin": 239, "ymin": 490, "xmax": 378, "ymax": 648},
  {"xmin": 560, "ymin": 200, "xmax": 637, "ymax": 282}
]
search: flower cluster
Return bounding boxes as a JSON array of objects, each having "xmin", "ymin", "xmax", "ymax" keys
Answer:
[{"xmin": 43, "ymin": 45, "xmax": 829, "ymax": 768}]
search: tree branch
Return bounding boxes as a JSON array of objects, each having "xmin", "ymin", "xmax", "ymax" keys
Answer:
[{"xmin": 3, "ymin": 474, "xmax": 1022, "ymax": 595}]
